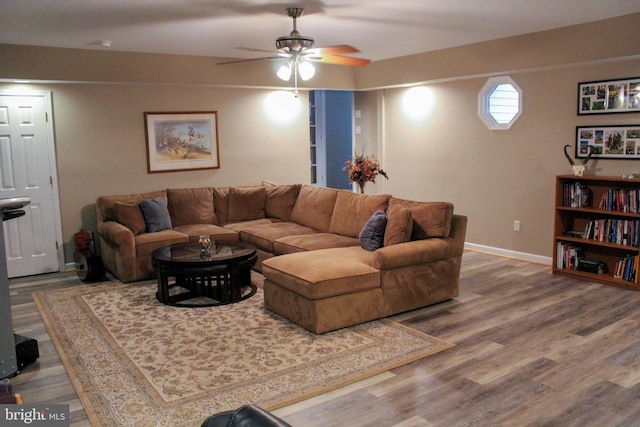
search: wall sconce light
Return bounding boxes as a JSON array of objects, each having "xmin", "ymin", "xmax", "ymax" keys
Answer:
[{"xmin": 402, "ymin": 86, "xmax": 436, "ymax": 121}]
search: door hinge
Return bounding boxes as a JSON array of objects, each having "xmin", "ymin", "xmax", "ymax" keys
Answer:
[
  {"xmin": 45, "ymin": 112, "xmax": 48, "ymax": 122},
  {"xmin": 50, "ymin": 176, "xmax": 53, "ymax": 186},
  {"xmin": 55, "ymin": 241, "xmax": 59, "ymax": 250}
]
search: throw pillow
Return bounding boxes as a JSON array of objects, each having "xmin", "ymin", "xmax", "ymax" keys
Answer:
[
  {"xmin": 388, "ymin": 198, "xmax": 454, "ymax": 239},
  {"xmin": 359, "ymin": 210, "xmax": 388, "ymax": 251},
  {"xmin": 167, "ymin": 187, "xmax": 216, "ymax": 226},
  {"xmin": 384, "ymin": 205, "xmax": 413, "ymax": 246},
  {"xmin": 290, "ymin": 185, "xmax": 339, "ymax": 232},
  {"xmin": 265, "ymin": 184, "xmax": 301, "ymax": 221},
  {"xmin": 113, "ymin": 202, "xmax": 146, "ymax": 235},
  {"xmin": 329, "ymin": 191, "xmax": 391, "ymax": 238},
  {"xmin": 227, "ymin": 186, "xmax": 266, "ymax": 222},
  {"xmin": 212, "ymin": 187, "xmax": 230, "ymax": 224},
  {"xmin": 139, "ymin": 197, "xmax": 172, "ymax": 232}
]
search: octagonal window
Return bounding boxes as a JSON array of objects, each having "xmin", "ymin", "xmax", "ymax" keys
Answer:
[{"xmin": 478, "ymin": 76, "xmax": 522, "ymax": 130}]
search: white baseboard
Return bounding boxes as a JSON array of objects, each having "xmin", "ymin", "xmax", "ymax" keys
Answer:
[{"xmin": 464, "ymin": 243, "xmax": 552, "ymax": 266}]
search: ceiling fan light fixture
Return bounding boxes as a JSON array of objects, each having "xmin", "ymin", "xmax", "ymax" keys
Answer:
[
  {"xmin": 276, "ymin": 63, "xmax": 292, "ymax": 81},
  {"xmin": 275, "ymin": 7, "xmax": 314, "ymax": 53},
  {"xmin": 219, "ymin": 6, "xmax": 369, "ymax": 92},
  {"xmin": 298, "ymin": 61, "xmax": 315, "ymax": 81},
  {"xmin": 276, "ymin": 34, "xmax": 315, "ymax": 52}
]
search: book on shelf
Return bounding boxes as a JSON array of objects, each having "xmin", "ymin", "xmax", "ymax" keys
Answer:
[
  {"xmin": 563, "ymin": 230, "xmax": 584, "ymax": 238},
  {"xmin": 613, "ymin": 255, "xmax": 638, "ymax": 282},
  {"xmin": 582, "ymin": 219, "xmax": 640, "ymax": 247},
  {"xmin": 556, "ymin": 242, "xmax": 585, "ymax": 270},
  {"xmin": 577, "ymin": 259, "xmax": 607, "ymax": 274},
  {"xmin": 563, "ymin": 182, "xmax": 592, "ymax": 208},
  {"xmin": 598, "ymin": 187, "xmax": 640, "ymax": 213}
]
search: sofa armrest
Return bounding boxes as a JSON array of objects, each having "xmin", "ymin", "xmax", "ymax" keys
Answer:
[
  {"xmin": 97, "ymin": 220, "xmax": 138, "ymax": 282},
  {"xmin": 373, "ymin": 214, "xmax": 466, "ymax": 270},
  {"xmin": 97, "ymin": 220, "xmax": 135, "ymax": 248},
  {"xmin": 372, "ymin": 237, "xmax": 460, "ymax": 270}
]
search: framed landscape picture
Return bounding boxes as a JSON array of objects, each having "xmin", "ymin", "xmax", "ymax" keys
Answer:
[
  {"xmin": 575, "ymin": 125, "xmax": 640, "ymax": 159},
  {"xmin": 577, "ymin": 77, "xmax": 640, "ymax": 115},
  {"xmin": 144, "ymin": 111, "xmax": 220, "ymax": 173}
]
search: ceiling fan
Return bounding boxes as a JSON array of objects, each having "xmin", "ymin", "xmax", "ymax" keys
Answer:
[{"xmin": 218, "ymin": 7, "xmax": 370, "ymax": 93}]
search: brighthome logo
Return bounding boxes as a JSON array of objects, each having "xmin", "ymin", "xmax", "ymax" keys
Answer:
[{"xmin": 1, "ymin": 405, "xmax": 69, "ymax": 426}]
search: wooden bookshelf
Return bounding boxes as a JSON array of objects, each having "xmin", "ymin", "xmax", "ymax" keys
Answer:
[{"xmin": 553, "ymin": 174, "xmax": 640, "ymax": 290}]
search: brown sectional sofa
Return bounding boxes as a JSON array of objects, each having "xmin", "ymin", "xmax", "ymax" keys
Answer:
[{"xmin": 96, "ymin": 183, "xmax": 467, "ymax": 333}]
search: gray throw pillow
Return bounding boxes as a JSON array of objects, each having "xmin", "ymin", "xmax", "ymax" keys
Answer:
[
  {"xmin": 139, "ymin": 197, "xmax": 172, "ymax": 232},
  {"xmin": 359, "ymin": 210, "xmax": 387, "ymax": 251}
]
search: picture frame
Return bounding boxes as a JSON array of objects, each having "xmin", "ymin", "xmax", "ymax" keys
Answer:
[
  {"xmin": 144, "ymin": 111, "xmax": 220, "ymax": 173},
  {"xmin": 575, "ymin": 125, "xmax": 640, "ymax": 159},
  {"xmin": 577, "ymin": 77, "xmax": 640, "ymax": 115}
]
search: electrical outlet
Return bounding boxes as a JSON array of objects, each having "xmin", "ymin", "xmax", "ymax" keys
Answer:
[{"xmin": 514, "ymin": 220, "xmax": 520, "ymax": 232}]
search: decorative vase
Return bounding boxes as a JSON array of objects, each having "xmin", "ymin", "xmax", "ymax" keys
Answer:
[
  {"xmin": 357, "ymin": 181, "xmax": 366, "ymax": 194},
  {"xmin": 198, "ymin": 234, "xmax": 211, "ymax": 257}
]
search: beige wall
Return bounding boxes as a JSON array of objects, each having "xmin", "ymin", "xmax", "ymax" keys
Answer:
[{"xmin": 1, "ymin": 12, "xmax": 639, "ymax": 267}]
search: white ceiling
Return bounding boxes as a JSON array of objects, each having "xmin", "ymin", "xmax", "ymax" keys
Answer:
[{"xmin": 2, "ymin": 0, "xmax": 640, "ymax": 63}]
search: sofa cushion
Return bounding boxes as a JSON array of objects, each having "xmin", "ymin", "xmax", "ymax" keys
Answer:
[
  {"xmin": 228, "ymin": 186, "xmax": 267, "ymax": 222},
  {"xmin": 134, "ymin": 229, "xmax": 188, "ymax": 257},
  {"xmin": 329, "ymin": 191, "xmax": 390, "ymax": 238},
  {"xmin": 359, "ymin": 210, "xmax": 387, "ymax": 251},
  {"xmin": 223, "ymin": 218, "xmax": 281, "ymax": 232},
  {"xmin": 139, "ymin": 197, "xmax": 173, "ymax": 232},
  {"xmin": 113, "ymin": 202, "xmax": 146, "ymax": 236},
  {"xmin": 239, "ymin": 222, "xmax": 317, "ymax": 253},
  {"xmin": 167, "ymin": 188, "xmax": 216, "ymax": 226},
  {"xmin": 290, "ymin": 185, "xmax": 338, "ymax": 232},
  {"xmin": 262, "ymin": 247, "xmax": 379, "ymax": 300},
  {"xmin": 388, "ymin": 197, "xmax": 454, "ymax": 239},
  {"xmin": 273, "ymin": 233, "xmax": 360, "ymax": 255},
  {"xmin": 265, "ymin": 184, "xmax": 301, "ymax": 221},
  {"xmin": 384, "ymin": 205, "xmax": 413, "ymax": 246},
  {"xmin": 172, "ymin": 224, "xmax": 239, "ymax": 243}
]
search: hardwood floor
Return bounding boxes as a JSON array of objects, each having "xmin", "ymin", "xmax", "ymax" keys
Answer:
[{"xmin": 7, "ymin": 250, "xmax": 640, "ymax": 426}]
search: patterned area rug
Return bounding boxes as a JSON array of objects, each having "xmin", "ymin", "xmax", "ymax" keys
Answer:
[{"xmin": 33, "ymin": 275, "xmax": 453, "ymax": 426}]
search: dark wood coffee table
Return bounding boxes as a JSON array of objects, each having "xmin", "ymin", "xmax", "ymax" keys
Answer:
[{"xmin": 152, "ymin": 241, "xmax": 257, "ymax": 307}]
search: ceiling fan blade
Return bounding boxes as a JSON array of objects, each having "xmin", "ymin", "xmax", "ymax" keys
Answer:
[
  {"xmin": 236, "ymin": 47, "xmax": 276, "ymax": 54},
  {"xmin": 316, "ymin": 55, "xmax": 371, "ymax": 67},
  {"xmin": 216, "ymin": 56, "xmax": 276, "ymax": 65},
  {"xmin": 307, "ymin": 45, "xmax": 360, "ymax": 56}
]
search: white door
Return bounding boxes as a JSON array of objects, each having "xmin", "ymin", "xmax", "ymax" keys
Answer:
[{"xmin": 0, "ymin": 91, "xmax": 62, "ymax": 277}]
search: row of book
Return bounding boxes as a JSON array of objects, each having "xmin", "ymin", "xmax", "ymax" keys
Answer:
[
  {"xmin": 582, "ymin": 219, "xmax": 640, "ymax": 248},
  {"xmin": 556, "ymin": 242, "xmax": 607, "ymax": 273},
  {"xmin": 598, "ymin": 187, "xmax": 640, "ymax": 213},
  {"xmin": 556, "ymin": 242, "xmax": 584, "ymax": 269},
  {"xmin": 613, "ymin": 255, "xmax": 638, "ymax": 282},
  {"xmin": 562, "ymin": 182, "xmax": 592, "ymax": 208},
  {"xmin": 556, "ymin": 241, "xmax": 637, "ymax": 282}
]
